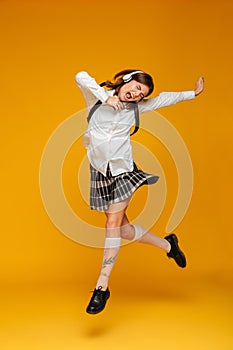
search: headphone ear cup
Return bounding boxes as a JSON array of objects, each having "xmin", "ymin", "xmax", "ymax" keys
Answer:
[
  {"xmin": 122, "ymin": 70, "xmax": 143, "ymax": 83},
  {"xmin": 122, "ymin": 73, "xmax": 131, "ymax": 82}
]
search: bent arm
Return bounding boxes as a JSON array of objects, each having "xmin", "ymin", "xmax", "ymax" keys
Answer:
[{"xmin": 75, "ymin": 71, "xmax": 109, "ymax": 104}]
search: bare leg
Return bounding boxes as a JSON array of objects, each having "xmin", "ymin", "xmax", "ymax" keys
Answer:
[
  {"xmin": 95, "ymin": 199, "xmax": 130, "ymax": 290},
  {"xmin": 120, "ymin": 214, "xmax": 171, "ymax": 252}
]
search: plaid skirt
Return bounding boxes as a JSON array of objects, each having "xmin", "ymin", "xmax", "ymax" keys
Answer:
[{"xmin": 90, "ymin": 162, "xmax": 159, "ymax": 211}]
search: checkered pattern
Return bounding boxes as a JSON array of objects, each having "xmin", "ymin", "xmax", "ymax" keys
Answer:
[{"xmin": 90, "ymin": 163, "xmax": 159, "ymax": 211}]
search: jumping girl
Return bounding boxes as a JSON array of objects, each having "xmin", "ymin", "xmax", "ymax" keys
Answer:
[{"xmin": 75, "ymin": 70, "xmax": 204, "ymax": 314}]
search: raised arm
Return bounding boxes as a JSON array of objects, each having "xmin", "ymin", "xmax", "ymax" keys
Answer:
[
  {"xmin": 75, "ymin": 71, "xmax": 110, "ymax": 109},
  {"xmin": 139, "ymin": 77, "xmax": 204, "ymax": 113}
]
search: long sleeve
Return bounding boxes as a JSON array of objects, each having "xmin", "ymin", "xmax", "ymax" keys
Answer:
[
  {"xmin": 75, "ymin": 71, "xmax": 111, "ymax": 111},
  {"xmin": 138, "ymin": 91, "xmax": 195, "ymax": 114}
]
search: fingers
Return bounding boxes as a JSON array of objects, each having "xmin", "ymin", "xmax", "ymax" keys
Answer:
[
  {"xmin": 106, "ymin": 96, "xmax": 124, "ymax": 111},
  {"xmin": 113, "ymin": 101, "xmax": 124, "ymax": 111},
  {"xmin": 199, "ymin": 77, "xmax": 204, "ymax": 86},
  {"xmin": 196, "ymin": 77, "xmax": 204, "ymax": 85},
  {"xmin": 199, "ymin": 77, "xmax": 204, "ymax": 85},
  {"xmin": 194, "ymin": 77, "xmax": 205, "ymax": 96}
]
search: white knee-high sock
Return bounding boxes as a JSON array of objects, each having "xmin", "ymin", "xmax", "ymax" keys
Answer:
[
  {"xmin": 96, "ymin": 237, "xmax": 121, "ymax": 291},
  {"xmin": 133, "ymin": 225, "xmax": 146, "ymax": 240},
  {"xmin": 131, "ymin": 225, "xmax": 170, "ymax": 252}
]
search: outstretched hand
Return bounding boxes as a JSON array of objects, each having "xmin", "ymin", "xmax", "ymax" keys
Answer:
[{"xmin": 195, "ymin": 77, "xmax": 204, "ymax": 96}]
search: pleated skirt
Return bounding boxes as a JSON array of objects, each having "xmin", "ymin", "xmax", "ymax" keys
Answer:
[{"xmin": 90, "ymin": 162, "xmax": 159, "ymax": 211}]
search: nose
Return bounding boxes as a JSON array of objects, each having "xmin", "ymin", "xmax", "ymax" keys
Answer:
[
  {"xmin": 134, "ymin": 90, "xmax": 140, "ymax": 97},
  {"xmin": 131, "ymin": 90, "xmax": 140, "ymax": 100},
  {"xmin": 134, "ymin": 90, "xmax": 144, "ymax": 101}
]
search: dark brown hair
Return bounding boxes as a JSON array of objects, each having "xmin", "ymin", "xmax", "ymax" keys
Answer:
[{"xmin": 103, "ymin": 69, "xmax": 154, "ymax": 97}]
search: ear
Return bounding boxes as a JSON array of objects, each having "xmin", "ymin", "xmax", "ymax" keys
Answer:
[{"xmin": 122, "ymin": 71, "xmax": 143, "ymax": 83}]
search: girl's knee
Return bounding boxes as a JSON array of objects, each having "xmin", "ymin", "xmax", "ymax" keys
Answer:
[
  {"xmin": 105, "ymin": 216, "xmax": 123, "ymax": 238},
  {"xmin": 120, "ymin": 224, "xmax": 135, "ymax": 240},
  {"xmin": 106, "ymin": 217, "xmax": 121, "ymax": 229}
]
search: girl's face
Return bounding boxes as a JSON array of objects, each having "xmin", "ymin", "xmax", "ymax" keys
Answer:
[{"xmin": 118, "ymin": 80, "xmax": 150, "ymax": 102}]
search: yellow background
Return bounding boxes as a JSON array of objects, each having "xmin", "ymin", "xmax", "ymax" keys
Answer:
[{"xmin": 1, "ymin": 0, "xmax": 232, "ymax": 349}]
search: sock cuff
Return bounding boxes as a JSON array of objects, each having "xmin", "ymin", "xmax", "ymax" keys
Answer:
[
  {"xmin": 104, "ymin": 237, "xmax": 121, "ymax": 248},
  {"xmin": 133, "ymin": 225, "xmax": 146, "ymax": 241}
]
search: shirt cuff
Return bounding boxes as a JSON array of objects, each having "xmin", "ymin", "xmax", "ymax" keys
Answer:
[{"xmin": 183, "ymin": 90, "xmax": 195, "ymax": 100}]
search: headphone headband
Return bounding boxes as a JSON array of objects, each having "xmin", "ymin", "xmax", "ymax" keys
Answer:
[{"xmin": 122, "ymin": 70, "xmax": 143, "ymax": 83}]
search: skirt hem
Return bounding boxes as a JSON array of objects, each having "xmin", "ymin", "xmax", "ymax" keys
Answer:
[{"xmin": 89, "ymin": 162, "xmax": 159, "ymax": 212}]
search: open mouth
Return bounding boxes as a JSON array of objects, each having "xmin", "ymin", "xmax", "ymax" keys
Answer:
[{"xmin": 125, "ymin": 92, "xmax": 132, "ymax": 100}]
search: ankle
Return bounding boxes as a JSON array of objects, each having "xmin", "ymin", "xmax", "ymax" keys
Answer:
[
  {"xmin": 164, "ymin": 239, "xmax": 171, "ymax": 253},
  {"xmin": 96, "ymin": 285, "xmax": 108, "ymax": 292}
]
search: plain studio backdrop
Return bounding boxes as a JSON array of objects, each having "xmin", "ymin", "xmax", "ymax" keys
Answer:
[{"xmin": 0, "ymin": 1, "xmax": 232, "ymax": 349}]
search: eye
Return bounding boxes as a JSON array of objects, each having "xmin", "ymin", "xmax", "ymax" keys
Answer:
[{"xmin": 136, "ymin": 85, "xmax": 144, "ymax": 100}]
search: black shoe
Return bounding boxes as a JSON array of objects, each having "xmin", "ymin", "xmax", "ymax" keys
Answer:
[
  {"xmin": 86, "ymin": 286, "xmax": 110, "ymax": 314},
  {"xmin": 164, "ymin": 234, "xmax": 187, "ymax": 268}
]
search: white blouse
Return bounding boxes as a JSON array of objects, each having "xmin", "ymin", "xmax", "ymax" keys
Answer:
[{"xmin": 75, "ymin": 71, "xmax": 195, "ymax": 176}]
